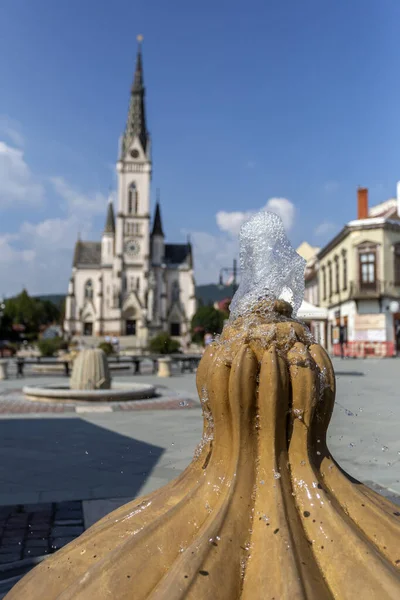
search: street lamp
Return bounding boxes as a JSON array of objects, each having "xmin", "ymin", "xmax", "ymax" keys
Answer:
[{"xmin": 218, "ymin": 259, "xmax": 239, "ymax": 295}]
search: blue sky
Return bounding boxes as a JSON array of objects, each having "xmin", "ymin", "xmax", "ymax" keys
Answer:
[{"xmin": 1, "ymin": 0, "xmax": 400, "ymax": 294}]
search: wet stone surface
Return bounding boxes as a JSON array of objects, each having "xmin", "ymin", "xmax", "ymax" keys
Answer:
[{"xmin": 0, "ymin": 501, "xmax": 84, "ymax": 564}]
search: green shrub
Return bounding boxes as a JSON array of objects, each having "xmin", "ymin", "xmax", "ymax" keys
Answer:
[
  {"xmin": 149, "ymin": 332, "xmax": 180, "ymax": 355},
  {"xmin": 98, "ymin": 342, "xmax": 114, "ymax": 355},
  {"xmin": 37, "ymin": 337, "xmax": 64, "ymax": 357}
]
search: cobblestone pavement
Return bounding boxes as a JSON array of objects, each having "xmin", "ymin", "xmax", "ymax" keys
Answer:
[
  {"xmin": 0, "ymin": 389, "xmax": 198, "ymax": 413},
  {"xmin": 0, "ymin": 501, "xmax": 84, "ymax": 563},
  {"xmin": 0, "ymin": 501, "xmax": 84, "ymax": 597}
]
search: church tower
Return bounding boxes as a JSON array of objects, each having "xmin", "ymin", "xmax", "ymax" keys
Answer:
[
  {"xmin": 64, "ymin": 37, "xmax": 196, "ymax": 347},
  {"xmin": 114, "ymin": 36, "xmax": 152, "ymax": 341}
]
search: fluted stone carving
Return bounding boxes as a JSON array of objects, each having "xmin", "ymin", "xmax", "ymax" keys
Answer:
[
  {"xmin": 69, "ymin": 348, "xmax": 111, "ymax": 390},
  {"xmin": 7, "ymin": 301, "xmax": 400, "ymax": 599}
]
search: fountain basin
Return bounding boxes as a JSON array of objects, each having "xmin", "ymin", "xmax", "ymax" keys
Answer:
[{"xmin": 22, "ymin": 381, "xmax": 156, "ymax": 403}]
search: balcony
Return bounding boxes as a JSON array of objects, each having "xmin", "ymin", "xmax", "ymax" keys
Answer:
[{"xmin": 348, "ymin": 280, "xmax": 400, "ymax": 300}]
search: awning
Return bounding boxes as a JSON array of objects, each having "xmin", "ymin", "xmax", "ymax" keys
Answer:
[{"xmin": 297, "ymin": 300, "xmax": 328, "ymax": 321}]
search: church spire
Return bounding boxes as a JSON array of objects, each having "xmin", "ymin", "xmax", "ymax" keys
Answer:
[
  {"xmin": 121, "ymin": 35, "xmax": 149, "ymax": 158},
  {"xmin": 151, "ymin": 191, "xmax": 164, "ymax": 237},
  {"xmin": 104, "ymin": 198, "xmax": 115, "ymax": 234}
]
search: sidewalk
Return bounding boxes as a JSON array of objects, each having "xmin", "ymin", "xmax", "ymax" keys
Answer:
[{"xmin": 1, "ymin": 358, "xmax": 400, "ymax": 596}]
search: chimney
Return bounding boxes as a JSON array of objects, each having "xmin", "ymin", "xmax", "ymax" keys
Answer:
[
  {"xmin": 397, "ymin": 181, "xmax": 400, "ymax": 217},
  {"xmin": 357, "ymin": 187, "xmax": 368, "ymax": 220}
]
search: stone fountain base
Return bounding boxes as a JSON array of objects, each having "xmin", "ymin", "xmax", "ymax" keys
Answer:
[{"xmin": 22, "ymin": 381, "xmax": 156, "ymax": 403}]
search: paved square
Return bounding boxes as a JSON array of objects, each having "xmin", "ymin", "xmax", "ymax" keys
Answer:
[{"xmin": 0, "ymin": 358, "xmax": 399, "ymax": 517}]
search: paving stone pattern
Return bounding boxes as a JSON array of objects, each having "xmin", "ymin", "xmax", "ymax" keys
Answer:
[
  {"xmin": 0, "ymin": 501, "xmax": 84, "ymax": 564},
  {"xmin": 0, "ymin": 390, "xmax": 197, "ymax": 414}
]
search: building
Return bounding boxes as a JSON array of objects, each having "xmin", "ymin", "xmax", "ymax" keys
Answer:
[
  {"xmin": 318, "ymin": 186, "xmax": 400, "ymax": 357},
  {"xmin": 296, "ymin": 242, "xmax": 320, "ymax": 306},
  {"xmin": 296, "ymin": 242, "xmax": 328, "ymax": 348},
  {"xmin": 64, "ymin": 41, "xmax": 196, "ymax": 349}
]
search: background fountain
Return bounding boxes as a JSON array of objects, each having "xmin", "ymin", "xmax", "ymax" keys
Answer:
[
  {"xmin": 23, "ymin": 348, "xmax": 156, "ymax": 402},
  {"xmin": 7, "ymin": 212, "xmax": 400, "ymax": 599}
]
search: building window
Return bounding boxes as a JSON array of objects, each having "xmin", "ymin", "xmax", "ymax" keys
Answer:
[
  {"xmin": 128, "ymin": 183, "xmax": 138, "ymax": 214},
  {"xmin": 328, "ymin": 262, "xmax": 332, "ymax": 298},
  {"xmin": 342, "ymin": 251, "xmax": 347, "ymax": 291},
  {"xmin": 359, "ymin": 249, "xmax": 376, "ymax": 288},
  {"xmin": 334, "ymin": 256, "xmax": 339, "ymax": 294},
  {"xmin": 170, "ymin": 322, "xmax": 181, "ymax": 337},
  {"xmin": 84, "ymin": 280, "xmax": 93, "ymax": 300},
  {"xmin": 322, "ymin": 266, "xmax": 326, "ymax": 300},
  {"xmin": 136, "ymin": 277, "xmax": 140, "ymax": 291},
  {"xmin": 394, "ymin": 244, "xmax": 400, "ymax": 285}
]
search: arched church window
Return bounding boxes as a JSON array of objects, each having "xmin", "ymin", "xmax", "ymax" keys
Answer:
[
  {"xmin": 128, "ymin": 183, "xmax": 138, "ymax": 214},
  {"xmin": 84, "ymin": 280, "xmax": 93, "ymax": 300}
]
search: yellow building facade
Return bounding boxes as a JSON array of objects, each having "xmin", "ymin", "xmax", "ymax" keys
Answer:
[{"xmin": 318, "ymin": 189, "xmax": 400, "ymax": 357}]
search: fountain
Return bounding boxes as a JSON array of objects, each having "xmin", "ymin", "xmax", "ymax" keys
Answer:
[
  {"xmin": 23, "ymin": 348, "xmax": 156, "ymax": 402},
  {"xmin": 7, "ymin": 212, "xmax": 400, "ymax": 599}
]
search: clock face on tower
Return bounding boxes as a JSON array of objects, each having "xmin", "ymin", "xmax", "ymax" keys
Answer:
[{"xmin": 125, "ymin": 239, "xmax": 140, "ymax": 256}]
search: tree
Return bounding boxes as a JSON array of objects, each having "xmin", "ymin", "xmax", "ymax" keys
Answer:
[
  {"xmin": 98, "ymin": 342, "xmax": 114, "ymax": 355},
  {"xmin": 3, "ymin": 290, "xmax": 61, "ymax": 340},
  {"xmin": 191, "ymin": 305, "xmax": 227, "ymax": 345},
  {"xmin": 149, "ymin": 333, "xmax": 180, "ymax": 354}
]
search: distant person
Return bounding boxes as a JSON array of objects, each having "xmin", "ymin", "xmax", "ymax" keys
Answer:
[
  {"xmin": 204, "ymin": 333, "xmax": 213, "ymax": 347},
  {"xmin": 112, "ymin": 336, "xmax": 119, "ymax": 354},
  {"xmin": 339, "ymin": 326, "xmax": 345, "ymax": 360}
]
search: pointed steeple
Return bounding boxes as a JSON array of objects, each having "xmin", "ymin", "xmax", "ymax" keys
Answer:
[
  {"xmin": 187, "ymin": 234, "xmax": 193, "ymax": 268},
  {"xmin": 151, "ymin": 192, "xmax": 164, "ymax": 237},
  {"xmin": 104, "ymin": 198, "xmax": 115, "ymax": 234},
  {"xmin": 121, "ymin": 35, "xmax": 149, "ymax": 158}
]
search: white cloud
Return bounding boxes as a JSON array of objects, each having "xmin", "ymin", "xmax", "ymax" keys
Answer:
[
  {"xmin": 216, "ymin": 210, "xmax": 254, "ymax": 236},
  {"xmin": 186, "ymin": 230, "xmax": 239, "ymax": 286},
  {"xmin": 0, "ymin": 119, "xmax": 119, "ymax": 295},
  {"xmin": 264, "ymin": 197, "xmax": 295, "ymax": 231},
  {"xmin": 314, "ymin": 221, "xmax": 337, "ymax": 237},
  {"xmin": 20, "ymin": 215, "xmax": 92, "ymax": 249},
  {"xmin": 0, "ymin": 116, "xmax": 24, "ymax": 148},
  {"xmin": 0, "ymin": 141, "xmax": 44, "ymax": 207},
  {"xmin": 216, "ymin": 197, "xmax": 295, "ymax": 237},
  {"xmin": 50, "ymin": 176, "xmax": 112, "ymax": 216},
  {"xmin": 0, "ymin": 214, "xmax": 95, "ymax": 295},
  {"xmin": 191, "ymin": 197, "xmax": 296, "ymax": 284}
]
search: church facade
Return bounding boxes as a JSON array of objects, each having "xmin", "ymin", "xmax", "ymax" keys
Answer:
[{"xmin": 64, "ymin": 42, "xmax": 196, "ymax": 349}]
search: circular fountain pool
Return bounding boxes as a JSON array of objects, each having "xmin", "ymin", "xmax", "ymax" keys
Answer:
[{"xmin": 23, "ymin": 381, "xmax": 156, "ymax": 403}]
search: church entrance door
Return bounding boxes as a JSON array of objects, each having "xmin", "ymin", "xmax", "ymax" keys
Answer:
[
  {"xmin": 126, "ymin": 320, "xmax": 136, "ymax": 336},
  {"xmin": 83, "ymin": 322, "xmax": 93, "ymax": 336}
]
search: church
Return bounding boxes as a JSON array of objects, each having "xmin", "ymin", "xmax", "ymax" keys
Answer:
[{"xmin": 64, "ymin": 40, "xmax": 196, "ymax": 349}]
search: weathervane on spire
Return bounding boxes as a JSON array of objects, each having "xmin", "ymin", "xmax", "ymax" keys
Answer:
[{"xmin": 137, "ymin": 34, "xmax": 143, "ymax": 44}]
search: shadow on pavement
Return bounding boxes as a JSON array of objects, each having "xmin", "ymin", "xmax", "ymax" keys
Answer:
[
  {"xmin": 335, "ymin": 371, "xmax": 364, "ymax": 377},
  {"xmin": 0, "ymin": 418, "xmax": 164, "ymax": 506}
]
